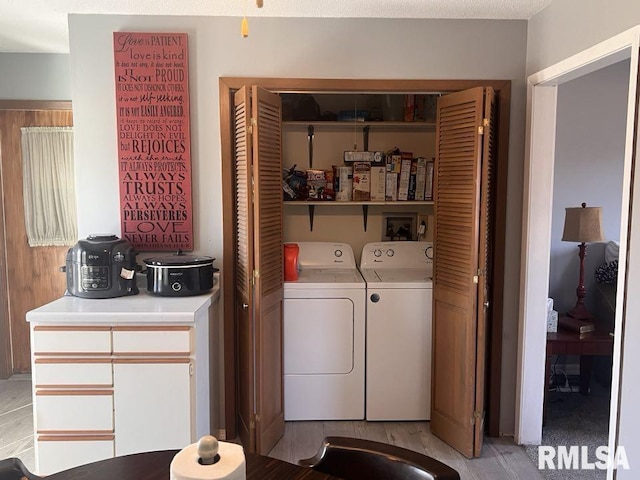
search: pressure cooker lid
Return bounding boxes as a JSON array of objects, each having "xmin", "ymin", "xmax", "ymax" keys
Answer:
[
  {"xmin": 143, "ymin": 252, "xmax": 214, "ymax": 267},
  {"xmin": 87, "ymin": 234, "xmax": 119, "ymax": 242}
]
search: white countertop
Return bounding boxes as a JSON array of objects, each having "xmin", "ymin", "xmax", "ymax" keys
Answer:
[{"xmin": 26, "ymin": 282, "xmax": 219, "ymax": 325}]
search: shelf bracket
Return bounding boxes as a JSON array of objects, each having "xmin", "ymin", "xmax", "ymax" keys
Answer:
[
  {"xmin": 308, "ymin": 205, "xmax": 315, "ymax": 231},
  {"xmin": 362, "ymin": 205, "xmax": 368, "ymax": 232}
]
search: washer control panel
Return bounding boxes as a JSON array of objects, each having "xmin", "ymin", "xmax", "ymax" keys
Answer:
[{"xmin": 360, "ymin": 242, "xmax": 433, "ymax": 270}]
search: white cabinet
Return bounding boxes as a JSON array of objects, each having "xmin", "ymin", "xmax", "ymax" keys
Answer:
[
  {"xmin": 27, "ymin": 290, "xmax": 217, "ymax": 475},
  {"xmin": 113, "ymin": 360, "xmax": 192, "ymax": 455}
]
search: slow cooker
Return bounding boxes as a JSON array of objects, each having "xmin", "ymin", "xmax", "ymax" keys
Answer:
[{"xmin": 144, "ymin": 251, "xmax": 217, "ymax": 296}]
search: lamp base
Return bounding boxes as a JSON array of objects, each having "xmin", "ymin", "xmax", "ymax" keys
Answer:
[{"xmin": 566, "ymin": 302, "xmax": 594, "ymax": 321}]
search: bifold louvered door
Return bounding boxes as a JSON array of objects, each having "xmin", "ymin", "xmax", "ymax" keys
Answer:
[
  {"xmin": 234, "ymin": 86, "xmax": 285, "ymax": 455},
  {"xmin": 430, "ymin": 86, "xmax": 496, "ymax": 458}
]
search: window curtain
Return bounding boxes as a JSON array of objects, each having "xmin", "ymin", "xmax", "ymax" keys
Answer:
[{"xmin": 21, "ymin": 126, "xmax": 77, "ymax": 247}]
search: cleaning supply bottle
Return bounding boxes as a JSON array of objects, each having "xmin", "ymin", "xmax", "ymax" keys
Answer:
[{"xmin": 284, "ymin": 243, "xmax": 299, "ymax": 281}]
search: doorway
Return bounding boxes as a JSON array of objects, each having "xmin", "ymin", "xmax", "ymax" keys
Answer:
[
  {"xmin": 517, "ymin": 26, "xmax": 640, "ymax": 477},
  {"xmin": 0, "ymin": 101, "xmax": 72, "ymax": 378}
]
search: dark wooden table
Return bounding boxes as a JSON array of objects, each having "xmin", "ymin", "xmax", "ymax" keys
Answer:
[
  {"xmin": 44, "ymin": 449, "xmax": 341, "ymax": 480},
  {"xmin": 545, "ymin": 318, "xmax": 614, "ymax": 421}
]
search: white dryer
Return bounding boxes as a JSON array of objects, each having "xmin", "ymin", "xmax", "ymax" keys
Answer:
[
  {"xmin": 284, "ymin": 242, "xmax": 365, "ymax": 420},
  {"xmin": 359, "ymin": 241, "xmax": 433, "ymax": 421}
]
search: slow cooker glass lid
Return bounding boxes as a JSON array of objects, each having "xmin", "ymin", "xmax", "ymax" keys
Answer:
[{"xmin": 143, "ymin": 254, "xmax": 214, "ymax": 266}]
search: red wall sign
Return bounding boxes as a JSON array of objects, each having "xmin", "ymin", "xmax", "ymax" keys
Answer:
[{"xmin": 113, "ymin": 32, "xmax": 193, "ymax": 251}]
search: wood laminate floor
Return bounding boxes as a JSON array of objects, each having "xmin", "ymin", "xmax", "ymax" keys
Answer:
[
  {"xmin": 0, "ymin": 374, "xmax": 34, "ymax": 471},
  {"xmin": 1, "ymin": 375, "xmax": 543, "ymax": 479}
]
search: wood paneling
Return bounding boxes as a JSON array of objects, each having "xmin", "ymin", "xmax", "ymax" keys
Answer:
[{"xmin": 0, "ymin": 109, "xmax": 72, "ymax": 375}]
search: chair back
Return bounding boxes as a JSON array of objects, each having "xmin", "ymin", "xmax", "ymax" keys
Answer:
[
  {"xmin": 299, "ymin": 436, "xmax": 460, "ymax": 480},
  {"xmin": 0, "ymin": 458, "xmax": 42, "ymax": 480}
]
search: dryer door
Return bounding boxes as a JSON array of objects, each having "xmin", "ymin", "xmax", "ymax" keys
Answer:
[{"xmin": 284, "ymin": 298, "xmax": 354, "ymax": 374}]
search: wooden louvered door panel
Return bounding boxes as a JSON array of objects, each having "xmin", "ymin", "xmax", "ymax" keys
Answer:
[
  {"xmin": 233, "ymin": 86, "xmax": 284, "ymax": 454},
  {"xmin": 251, "ymin": 86, "xmax": 284, "ymax": 454},
  {"xmin": 431, "ymin": 86, "xmax": 494, "ymax": 458},
  {"xmin": 474, "ymin": 87, "xmax": 496, "ymax": 457},
  {"xmin": 233, "ymin": 86, "xmax": 255, "ymax": 451}
]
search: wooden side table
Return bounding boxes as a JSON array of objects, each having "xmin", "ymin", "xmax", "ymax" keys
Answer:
[{"xmin": 544, "ymin": 316, "xmax": 614, "ymax": 422}]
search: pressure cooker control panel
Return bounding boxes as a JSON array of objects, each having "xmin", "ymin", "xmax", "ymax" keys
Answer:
[{"xmin": 80, "ymin": 265, "xmax": 110, "ymax": 290}]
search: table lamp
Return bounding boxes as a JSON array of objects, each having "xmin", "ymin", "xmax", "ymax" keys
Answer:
[{"xmin": 561, "ymin": 203, "xmax": 604, "ymax": 320}]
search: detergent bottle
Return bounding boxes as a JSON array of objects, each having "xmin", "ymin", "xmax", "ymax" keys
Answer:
[{"xmin": 283, "ymin": 243, "xmax": 299, "ymax": 281}]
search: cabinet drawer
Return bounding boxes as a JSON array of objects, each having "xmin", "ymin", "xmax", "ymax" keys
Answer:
[
  {"xmin": 37, "ymin": 435, "xmax": 114, "ymax": 475},
  {"xmin": 32, "ymin": 327, "xmax": 111, "ymax": 355},
  {"xmin": 112, "ymin": 326, "xmax": 191, "ymax": 355},
  {"xmin": 34, "ymin": 359, "xmax": 113, "ymax": 388},
  {"xmin": 36, "ymin": 390, "xmax": 113, "ymax": 432}
]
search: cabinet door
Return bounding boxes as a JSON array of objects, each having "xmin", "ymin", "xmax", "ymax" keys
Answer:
[
  {"xmin": 113, "ymin": 360, "xmax": 192, "ymax": 456},
  {"xmin": 37, "ymin": 436, "xmax": 114, "ymax": 475}
]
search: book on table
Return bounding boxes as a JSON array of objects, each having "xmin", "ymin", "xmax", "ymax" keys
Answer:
[{"xmin": 558, "ymin": 315, "xmax": 595, "ymax": 334}]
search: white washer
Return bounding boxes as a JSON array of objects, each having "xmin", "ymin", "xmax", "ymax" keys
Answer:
[
  {"xmin": 359, "ymin": 241, "xmax": 433, "ymax": 421},
  {"xmin": 284, "ymin": 242, "xmax": 365, "ymax": 420}
]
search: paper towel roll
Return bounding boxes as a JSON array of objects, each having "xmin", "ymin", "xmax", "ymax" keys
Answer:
[{"xmin": 170, "ymin": 438, "xmax": 246, "ymax": 480}]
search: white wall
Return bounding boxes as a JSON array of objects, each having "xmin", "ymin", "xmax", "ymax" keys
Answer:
[
  {"xmin": 527, "ymin": 0, "xmax": 640, "ymax": 74},
  {"xmin": 550, "ymin": 60, "xmax": 628, "ymax": 314},
  {"xmin": 0, "ymin": 52, "xmax": 71, "ymax": 100},
  {"xmin": 68, "ymin": 14, "xmax": 528, "ymax": 434}
]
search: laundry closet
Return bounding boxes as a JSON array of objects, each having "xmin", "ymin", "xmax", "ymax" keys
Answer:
[
  {"xmin": 219, "ymin": 78, "xmax": 510, "ymax": 458},
  {"xmin": 282, "ymin": 92, "xmax": 436, "ymax": 258}
]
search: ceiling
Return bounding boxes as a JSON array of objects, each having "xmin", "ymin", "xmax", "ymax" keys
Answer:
[{"xmin": 0, "ymin": 0, "xmax": 552, "ymax": 54}]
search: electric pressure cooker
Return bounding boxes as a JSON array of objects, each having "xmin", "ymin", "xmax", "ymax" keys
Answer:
[{"xmin": 63, "ymin": 234, "xmax": 139, "ymax": 298}]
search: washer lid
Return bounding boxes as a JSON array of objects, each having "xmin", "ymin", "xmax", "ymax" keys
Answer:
[
  {"xmin": 360, "ymin": 268, "xmax": 432, "ymax": 289},
  {"xmin": 285, "ymin": 268, "xmax": 365, "ymax": 289}
]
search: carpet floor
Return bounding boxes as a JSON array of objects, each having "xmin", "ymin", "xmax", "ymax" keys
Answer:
[{"xmin": 525, "ymin": 380, "xmax": 611, "ymax": 480}]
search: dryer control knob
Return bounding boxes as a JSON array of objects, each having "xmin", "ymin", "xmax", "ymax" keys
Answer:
[
  {"xmin": 374, "ymin": 249, "xmax": 382, "ymax": 257},
  {"xmin": 334, "ymin": 249, "xmax": 343, "ymax": 258},
  {"xmin": 370, "ymin": 293, "xmax": 380, "ymax": 303},
  {"xmin": 386, "ymin": 249, "xmax": 395, "ymax": 257},
  {"xmin": 425, "ymin": 245, "xmax": 433, "ymax": 259}
]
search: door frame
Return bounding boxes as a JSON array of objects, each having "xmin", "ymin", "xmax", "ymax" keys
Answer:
[
  {"xmin": 516, "ymin": 26, "xmax": 640, "ymax": 468},
  {"xmin": 220, "ymin": 78, "xmax": 511, "ymax": 439},
  {"xmin": 0, "ymin": 100, "xmax": 72, "ymax": 379}
]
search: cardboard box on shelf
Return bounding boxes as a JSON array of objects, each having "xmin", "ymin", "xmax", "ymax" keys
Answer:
[
  {"xmin": 370, "ymin": 164, "xmax": 386, "ymax": 201},
  {"xmin": 333, "ymin": 165, "xmax": 353, "ymax": 201},
  {"xmin": 397, "ymin": 154, "xmax": 413, "ymax": 201},
  {"xmin": 425, "ymin": 159, "xmax": 435, "ymax": 200},
  {"xmin": 415, "ymin": 157, "xmax": 427, "ymax": 201},
  {"xmin": 387, "ymin": 153, "xmax": 402, "ymax": 174},
  {"xmin": 385, "ymin": 172, "xmax": 398, "ymax": 201},
  {"xmin": 352, "ymin": 162, "xmax": 371, "ymax": 201}
]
